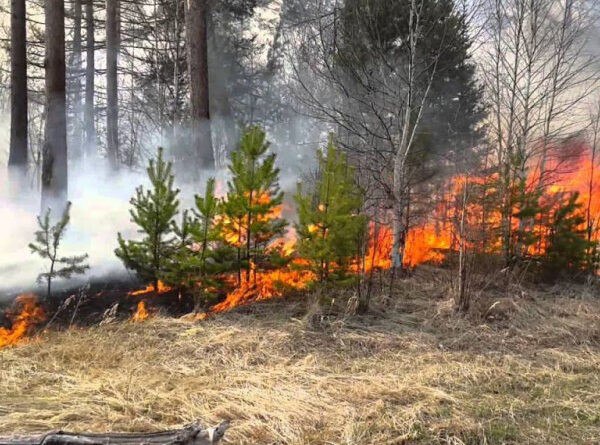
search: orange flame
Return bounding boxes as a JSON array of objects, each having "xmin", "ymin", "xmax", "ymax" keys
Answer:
[
  {"xmin": 128, "ymin": 280, "xmax": 172, "ymax": 296},
  {"xmin": 356, "ymin": 224, "xmax": 392, "ymax": 273},
  {"xmin": 131, "ymin": 300, "xmax": 150, "ymax": 322},
  {"xmin": 219, "ymin": 192, "xmax": 284, "ymax": 247},
  {"xmin": 0, "ymin": 294, "xmax": 46, "ymax": 349},
  {"xmin": 211, "ymin": 262, "xmax": 316, "ymax": 313},
  {"xmin": 404, "ymin": 223, "xmax": 452, "ymax": 268},
  {"xmin": 267, "ymin": 227, "xmax": 298, "ymax": 257}
]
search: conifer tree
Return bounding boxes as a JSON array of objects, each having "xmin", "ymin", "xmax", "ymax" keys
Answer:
[
  {"xmin": 164, "ymin": 178, "xmax": 231, "ymax": 308},
  {"xmin": 543, "ymin": 192, "xmax": 594, "ymax": 279},
  {"xmin": 295, "ymin": 136, "xmax": 366, "ymax": 281},
  {"xmin": 220, "ymin": 126, "xmax": 286, "ymax": 281},
  {"xmin": 29, "ymin": 202, "xmax": 89, "ymax": 299},
  {"xmin": 115, "ymin": 147, "xmax": 180, "ymax": 289}
]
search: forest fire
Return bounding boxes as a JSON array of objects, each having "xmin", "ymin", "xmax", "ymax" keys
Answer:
[
  {"xmin": 397, "ymin": 148, "xmax": 600, "ymax": 263},
  {"xmin": 128, "ymin": 281, "xmax": 170, "ymax": 322},
  {"xmin": 75, "ymin": 146, "xmax": 600, "ymax": 324},
  {"xmin": 0, "ymin": 294, "xmax": 46, "ymax": 349}
]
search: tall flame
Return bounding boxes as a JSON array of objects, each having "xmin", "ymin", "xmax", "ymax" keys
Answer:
[
  {"xmin": 0, "ymin": 294, "xmax": 46, "ymax": 349},
  {"xmin": 131, "ymin": 300, "xmax": 150, "ymax": 322}
]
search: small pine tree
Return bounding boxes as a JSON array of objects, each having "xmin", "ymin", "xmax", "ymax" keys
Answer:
[
  {"xmin": 115, "ymin": 147, "xmax": 180, "ymax": 290},
  {"xmin": 163, "ymin": 178, "xmax": 232, "ymax": 309},
  {"xmin": 543, "ymin": 192, "xmax": 590, "ymax": 279},
  {"xmin": 295, "ymin": 136, "xmax": 366, "ymax": 281},
  {"xmin": 543, "ymin": 192, "xmax": 593, "ymax": 279},
  {"xmin": 220, "ymin": 126, "xmax": 287, "ymax": 281},
  {"xmin": 29, "ymin": 202, "xmax": 89, "ymax": 299}
]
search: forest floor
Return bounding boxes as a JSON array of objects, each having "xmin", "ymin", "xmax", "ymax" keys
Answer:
[{"xmin": 0, "ymin": 269, "xmax": 599, "ymax": 445}]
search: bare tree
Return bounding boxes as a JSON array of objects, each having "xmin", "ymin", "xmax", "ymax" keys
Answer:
[
  {"xmin": 69, "ymin": 0, "xmax": 84, "ymax": 161},
  {"xmin": 480, "ymin": 0, "xmax": 598, "ymax": 265},
  {"xmin": 586, "ymin": 101, "xmax": 600, "ymax": 271},
  {"xmin": 291, "ymin": 0, "xmax": 477, "ymax": 269}
]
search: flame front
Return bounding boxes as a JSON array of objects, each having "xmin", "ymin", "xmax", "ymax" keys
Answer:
[
  {"xmin": 136, "ymin": 147, "xmax": 600, "ymax": 318},
  {"xmin": 0, "ymin": 294, "xmax": 46, "ymax": 349},
  {"xmin": 211, "ymin": 261, "xmax": 316, "ymax": 313}
]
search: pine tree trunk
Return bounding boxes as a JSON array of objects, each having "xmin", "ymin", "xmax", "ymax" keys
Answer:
[
  {"xmin": 42, "ymin": 0, "xmax": 68, "ymax": 210},
  {"xmin": 8, "ymin": 0, "xmax": 28, "ymax": 172},
  {"xmin": 185, "ymin": 0, "xmax": 214, "ymax": 169},
  {"xmin": 71, "ymin": 0, "xmax": 84, "ymax": 161},
  {"xmin": 106, "ymin": 0, "xmax": 120, "ymax": 168},
  {"xmin": 84, "ymin": 0, "xmax": 96, "ymax": 158}
]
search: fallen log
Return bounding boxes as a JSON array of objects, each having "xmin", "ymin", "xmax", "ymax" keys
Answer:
[{"xmin": 0, "ymin": 421, "xmax": 229, "ymax": 445}]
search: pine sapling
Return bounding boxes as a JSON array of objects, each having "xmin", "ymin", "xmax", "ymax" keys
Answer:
[
  {"xmin": 220, "ymin": 126, "xmax": 287, "ymax": 282},
  {"xmin": 295, "ymin": 136, "xmax": 366, "ymax": 281},
  {"xmin": 164, "ymin": 178, "xmax": 230, "ymax": 308},
  {"xmin": 29, "ymin": 201, "xmax": 89, "ymax": 299},
  {"xmin": 115, "ymin": 147, "xmax": 180, "ymax": 290}
]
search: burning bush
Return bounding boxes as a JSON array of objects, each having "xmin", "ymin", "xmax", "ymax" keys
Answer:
[{"xmin": 0, "ymin": 294, "xmax": 46, "ymax": 349}]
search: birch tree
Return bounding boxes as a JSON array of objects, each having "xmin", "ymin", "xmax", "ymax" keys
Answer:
[{"xmin": 291, "ymin": 0, "xmax": 483, "ymax": 269}]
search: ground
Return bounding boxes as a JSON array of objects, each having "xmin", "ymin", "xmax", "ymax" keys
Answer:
[{"xmin": 0, "ymin": 271, "xmax": 599, "ymax": 444}]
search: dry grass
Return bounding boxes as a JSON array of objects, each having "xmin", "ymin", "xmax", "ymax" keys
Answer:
[{"xmin": 0, "ymin": 275, "xmax": 599, "ymax": 444}]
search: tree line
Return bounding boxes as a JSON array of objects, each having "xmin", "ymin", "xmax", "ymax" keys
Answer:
[{"xmin": 4, "ymin": 0, "xmax": 600, "ymax": 308}]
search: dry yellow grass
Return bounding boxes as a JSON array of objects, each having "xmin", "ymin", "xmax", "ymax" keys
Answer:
[{"xmin": 0, "ymin": 278, "xmax": 599, "ymax": 444}]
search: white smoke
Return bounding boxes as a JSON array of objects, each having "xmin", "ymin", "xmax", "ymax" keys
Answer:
[{"xmin": 0, "ymin": 158, "xmax": 146, "ymax": 295}]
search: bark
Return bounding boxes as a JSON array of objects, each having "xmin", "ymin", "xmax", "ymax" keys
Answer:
[
  {"xmin": 71, "ymin": 0, "xmax": 84, "ymax": 161},
  {"xmin": 41, "ymin": 0, "xmax": 68, "ymax": 210},
  {"xmin": 106, "ymin": 0, "xmax": 120, "ymax": 168},
  {"xmin": 456, "ymin": 177, "xmax": 469, "ymax": 312},
  {"xmin": 0, "ymin": 421, "xmax": 229, "ymax": 445},
  {"xmin": 8, "ymin": 0, "xmax": 28, "ymax": 171},
  {"xmin": 84, "ymin": 0, "xmax": 95, "ymax": 157},
  {"xmin": 185, "ymin": 0, "xmax": 214, "ymax": 169}
]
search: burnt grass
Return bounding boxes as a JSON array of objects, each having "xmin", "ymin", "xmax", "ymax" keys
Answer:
[{"xmin": 0, "ymin": 275, "xmax": 195, "ymax": 329}]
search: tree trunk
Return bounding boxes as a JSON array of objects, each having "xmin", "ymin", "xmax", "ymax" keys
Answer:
[
  {"xmin": 71, "ymin": 0, "xmax": 84, "ymax": 162},
  {"xmin": 84, "ymin": 0, "xmax": 96, "ymax": 158},
  {"xmin": 185, "ymin": 0, "xmax": 214, "ymax": 169},
  {"xmin": 391, "ymin": 147, "xmax": 409, "ymax": 270},
  {"xmin": 41, "ymin": 0, "xmax": 68, "ymax": 210},
  {"xmin": 106, "ymin": 0, "xmax": 120, "ymax": 168},
  {"xmin": 8, "ymin": 0, "xmax": 28, "ymax": 172},
  {"xmin": 456, "ymin": 176, "xmax": 469, "ymax": 312}
]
